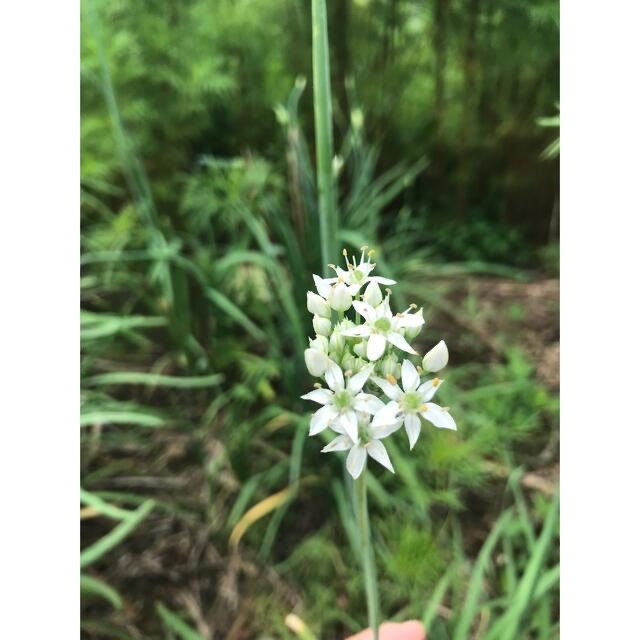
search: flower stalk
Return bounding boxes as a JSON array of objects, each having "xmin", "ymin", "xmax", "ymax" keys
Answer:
[{"xmin": 355, "ymin": 471, "xmax": 380, "ymax": 640}]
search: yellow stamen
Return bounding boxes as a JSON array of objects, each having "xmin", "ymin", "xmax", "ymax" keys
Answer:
[
  {"xmin": 432, "ymin": 377, "xmax": 440, "ymax": 387},
  {"xmin": 368, "ymin": 249, "xmax": 376, "ymax": 258},
  {"xmin": 313, "ymin": 383, "xmax": 322, "ymax": 389},
  {"xmin": 345, "ymin": 369, "xmax": 353, "ymax": 378},
  {"xmin": 416, "ymin": 366, "xmax": 423, "ymax": 374},
  {"xmin": 409, "ymin": 303, "xmax": 417, "ymax": 309},
  {"xmin": 386, "ymin": 374, "xmax": 397, "ymax": 385},
  {"xmin": 419, "ymin": 404, "xmax": 428, "ymax": 412},
  {"xmin": 342, "ymin": 248, "xmax": 348, "ymax": 256}
]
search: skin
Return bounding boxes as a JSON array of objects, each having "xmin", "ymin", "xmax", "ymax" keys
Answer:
[{"xmin": 346, "ymin": 621, "xmax": 426, "ymax": 640}]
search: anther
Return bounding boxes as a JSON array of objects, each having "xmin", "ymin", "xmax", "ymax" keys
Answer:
[
  {"xmin": 313, "ymin": 382, "xmax": 322, "ymax": 389},
  {"xmin": 432, "ymin": 377, "xmax": 440, "ymax": 387},
  {"xmin": 342, "ymin": 248, "xmax": 348, "ymax": 256},
  {"xmin": 386, "ymin": 374, "xmax": 397, "ymax": 385},
  {"xmin": 368, "ymin": 249, "xmax": 376, "ymax": 258},
  {"xmin": 385, "ymin": 288, "xmax": 393, "ymax": 296},
  {"xmin": 409, "ymin": 303, "xmax": 417, "ymax": 309},
  {"xmin": 345, "ymin": 369, "xmax": 353, "ymax": 378},
  {"xmin": 419, "ymin": 404, "xmax": 428, "ymax": 412}
]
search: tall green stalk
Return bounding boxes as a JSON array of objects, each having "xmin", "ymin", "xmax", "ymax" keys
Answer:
[
  {"xmin": 355, "ymin": 472, "xmax": 380, "ymax": 640},
  {"xmin": 311, "ymin": 0, "xmax": 338, "ymax": 278}
]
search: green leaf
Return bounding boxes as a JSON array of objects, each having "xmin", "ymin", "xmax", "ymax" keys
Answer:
[
  {"xmin": 80, "ymin": 500, "xmax": 155, "ymax": 568},
  {"xmin": 80, "ymin": 573, "xmax": 123, "ymax": 610},
  {"xmin": 156, "ymin": 603, "xmax": 205, "ymax": 640}
]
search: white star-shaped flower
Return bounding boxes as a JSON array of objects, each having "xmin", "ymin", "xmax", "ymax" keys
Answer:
[
  {"xmin": 321, "ymin": 412, "xmax": 400, "ymax": 479},
  {"xmin": 371, "ymin": 359, "xmax": 456, "ymax": 449},
  {"xmin": 341, "ymin": 297, "xmax": 424, "ymax": 361},
  {"xmin": 301, "ymin": 361, "xmax": 384, "ymax": 443},
  {"xmin": 330, "ymin": 248, "xmax": 396, "ymax": 295}
]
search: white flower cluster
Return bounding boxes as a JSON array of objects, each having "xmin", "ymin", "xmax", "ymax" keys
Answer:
[{"xmin": 302, "ymin": 248, "xmax": 457, "ymax": 479}]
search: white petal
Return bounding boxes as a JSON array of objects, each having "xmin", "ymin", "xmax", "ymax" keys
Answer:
[
  {"xmin": 386, "ymin": 331, "xmax": 418, "ymax": 355},
  {"xmin": 309, "ymin": 405, "xmax": 339, "ymax": 435},
  {"xmin": 321, "ymin": 435, "xmax": 354, "ymax": 453},
  {"xmin": 370, "ymin": 276, "xmax": 396, "ymax": 286},
  {"xmin": 422, "ymin": 340, "xmax": 449, "ymax": 372},
  {"xmin": 369, "ymin": 418, "xmax": 403, "ymax": 440},
  {"xmin": 421, "ymin": 403, "xmax": 457, "ymax": 430},
  {"xmin": 347, "ymin": 366, "xmax": 373, "ymax": 393},
  {"xmin": 370, "ymin": 376, "xmax": 402, "ymax": 400},
  {"xmin": 371, "ymin": 400, "xmax": 403, "ymax": 428},
  {"xmin": 346, "ymin": 446, "xmax": 367, "ymax": 479},
  {"xmin": 300, "ymin": 388, "xmax": 334, "ymax": 405},
  {"xmin": 367, "ymin": 333, "xmax": 387, "ymax": 361},
  {"xmin": 352, "ymin": 300, "xmax": 376, "ymax": 323},
  {"xmin": 313, "ymin": 274, "xmax": 334, "ymax": 299},
  {"xmin": 353, "ymin": 393, "xmax": 385, "ymax": 415},
  {"xmin": 325, "ymin": 361, "xmax": 345, "ymax": 392},
  {"xmin": 417, "ymin": 378, "xmax": 443, "ymax": 402},
  {"xmin": 404, "ymin": 413, "xmax": 421, "ymax": 450},
  {"xmin": 395, "ymin": 308, "xmax": 424, "ymax": 329},
  {"xmin": 401, "ymin": 359, "xmax": 420, "ymax": 392},
  {"xmin": 341, "ymin": 326, "xmax": 372, "ymax": 338},
  {"xmin": 366, "ymin": 440, "xmax": 395, "ymax": 473},
  {"xmin": 338, "ymin": 410, "xmax": 359, "ymax": 443}
]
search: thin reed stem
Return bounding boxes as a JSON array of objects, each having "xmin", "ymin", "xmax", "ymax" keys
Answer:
[
  {"xmin": 311, "ymin": 0, "xmax": 338, "ymax": 277},
  {"xmin": 355, "ymin": 471, "xmax": 380, "ymax": 640}
]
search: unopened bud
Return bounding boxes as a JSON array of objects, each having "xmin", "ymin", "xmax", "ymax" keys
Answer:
[
  {"xmin": 378, "ymin": 354, "xmax": 398, "ymax": 378},
  {"xmin": 422, "ymin": 340, "xmax": 449, "ymax": 372},
  {"xmin": 353, "ymin": 340, "xmax": 367, "ymax": 359},
  {"xmin": 310, "ymin": 335, "xmax": 329, "ymax": 353},
  {"xmin": 307, "ymin": 291, "xmax": 330, "ymax": 318},
  {"xmin": 313, "ymin": 315, "xmax": 332, "ymax": 337},
  {"xmin": 304, "ymin": 348, "xmax": 330, "ymax": 377},
  {"xmin": 329, "ymin": 282, "xmax": 352, "ymax": 312},
  {"xmin": 363, "ymin": 281, "xmax": 383, "ymax": 307}
]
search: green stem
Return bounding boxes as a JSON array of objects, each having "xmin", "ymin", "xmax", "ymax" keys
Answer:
[
  {"xmin": 311, "ymin": 0, "xmax": 338, "ymax": 278},
  {"xmin": 355, "ymin": 471, "xmax": 380, "ymax": 640}
]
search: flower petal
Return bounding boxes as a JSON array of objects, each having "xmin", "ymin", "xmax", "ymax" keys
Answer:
[
  {"xmin": 421, "ymin": 403, "xmax": 457, "ymax": 430},
  {"xmin": 369, "ymin": 418, "xmax": 403, "ymax": 440},
  {"xmin": 371, "ymin": 400, "xmax": 403, "ymax": 429},
  {"xmin": 321, "ymin": 435, "xmax": 354, "ymax": 453},
  {"xmin": 395, "ymin": 307, "xmax": 424, "ymax": 329},
  {"xmin": 338, "ymin": 410, "xmax": 359, "ymax": 443},
  {"xmin": 309, "ymin": 405, "xmax": 339, "ymax": 435},
  {"xmin": 366, "ymin": 440, "xmax": 395, "ymax": 473},
  {"xmin": 386, "ymin": 331, "xmax": 418, "ymax": 355},
  {"xmin": 404, "ymin": 413, "xmax": 421, "ymax": 450},
  {"xmin": 325, "ymin": 361, "xmax": 345, "ymax": 392},
  {"xmin": 313, "ymin": 274, "xmax": 335, "ymax": 299},
  {"xmin": 370, "ymin": 276, "xmax": 396, "ymax": 286},
  {"xmin": 371, "ymin": 376, "xmax": 403, "ymax": 400},
  {"xmin": 422, "ymin": 340, "xmax": 449, "ymax": 372},
  {"xmin": 367, "ymin": 333, "xmax": 387, "ymax": 361},
  {"xmin": 346, "ymin": 445, "xmax": 367, "ymax": 479},
  {"xmin": 300, "ymin": 388, "xmax": 334, "ymax": 405},
  {"xmin": 417, "ymin": 378, "xmax": 443, "ymax": 402},
  {"xmin": 347, "ymin": 365, "xmax": 374, "ymax": 393},
  {"xmin": 353, "ymin": 393, "xmax": 385, "ymax": 415},
  {"xmin": 352, "ymin": 300, "xmax": 376, "ymax": 323},
  {"xmin": 401, "ymin": 359, "xmax": 420, "ymax": 392},
  {"xmin": 341, "ymin": 326, "xmax": 372, "ymax": 338}
]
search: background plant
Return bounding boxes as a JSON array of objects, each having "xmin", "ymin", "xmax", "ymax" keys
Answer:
[{"xmin": 81, "ymin": 0, "xmax": 559, "ymax": 637}]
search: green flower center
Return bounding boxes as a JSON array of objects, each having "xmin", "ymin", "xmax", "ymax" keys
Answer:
[
  {"xmin": 374, "ymin": 317, "xmax": 391, "ymax": 332},
  {"xmin": 354, "ymin": 269, "xmax": 365, "ymax": 282},
  {"xmin": 334, "ymin": 390, "xmax": 352, "ymax": 410},
  {"xmin": 357, "ymin": 422, "xmax": 370, "ymax": 445},
  {"xmin": 402, "ymin": 391, "xmax": 421, "ymax": 412}
]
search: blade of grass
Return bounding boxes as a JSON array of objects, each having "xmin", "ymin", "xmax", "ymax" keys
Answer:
[
  {"xmin": 80, "ymin": 499, "xmax": 155, "ymax": 568},
  {"xmin": 85, "ymin": 372, "xmax": 224, "ymax": 388},
  {"xmin": 156, "ymin": 603, "xmax": 205, "ymax": 640},
  {"xmin": 80, "ymin": 574, "xmax": 123, "ymax": 610}
]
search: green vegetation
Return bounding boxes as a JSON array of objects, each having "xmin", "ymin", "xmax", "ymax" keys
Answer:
[{"xmin": 81, "ymin": 0, "xmax": 559, "ymax": 637}]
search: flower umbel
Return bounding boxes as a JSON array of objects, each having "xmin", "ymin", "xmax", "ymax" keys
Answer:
[{"xmin": 301, "ymin": 247, "xmax": 457, "ymax": 477}]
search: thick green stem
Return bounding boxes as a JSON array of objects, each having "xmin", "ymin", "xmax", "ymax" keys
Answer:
[
  {"xmin": 311, "ymin": 0, "xmax": 338, "ymax": 278},
  {"xmin": 355, "ymin": 471, "xmax": 380, "ymax": 640}
]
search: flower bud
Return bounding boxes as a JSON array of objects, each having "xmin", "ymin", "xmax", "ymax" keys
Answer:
[
  {"xmin": 341, "ymin": 352, "xmax": 357, "ymax": 373},
  {"xmin": 313, "ymin": 315, "xmax": 332, "ymax": 337},
  {"xmin": 422, "ymin": 340, "xmax": 449, "ymax": 372},
  {"xmin": 352, "ymin": 340, "xmax": 367, "ymax": 359},
  {"xmin": 329, "ymin": 328, "xmax": 345, "ymax": 354},
  {"xmin": 310, "ymin": 335, "xmax": 329, "ymax": 354},
  {"xmin": 378, "ymin": 354, "xmax": 398, "ymax": 378},
  {"xmin": 404, "ymin": 323, "xmax": 422, "ymax": 341},
  {"xmin": 328, "ymin": 282, "xmax": 352, "ymax": 312},
  {"xmin": 307, "ymin": 291, "xmax": 331, "ymax": 318},
  {"xmin": 305, "ymin": 348, "xmax": 330, "ymax": 377},
  {"xmin": 363, "ymin": 281, "xmax": 383, "ymax": 307},
  {"xmin": 352, "ymin": 357, "xmax": 369, "ymax": 373}
]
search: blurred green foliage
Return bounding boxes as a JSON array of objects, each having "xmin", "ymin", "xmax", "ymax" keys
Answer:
[{"xmin": 81, "ymin": 0, "xmax": 559, "ymax": 638}]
